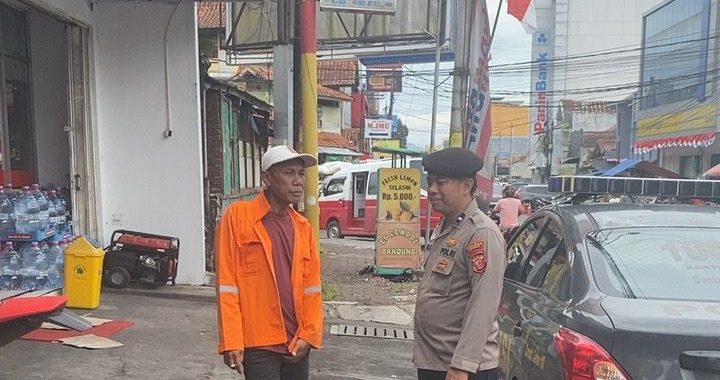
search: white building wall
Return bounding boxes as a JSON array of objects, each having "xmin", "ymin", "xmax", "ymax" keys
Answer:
[{"xmin": 93, "ymin": 2, "xmax": 205, "ymax": 284}]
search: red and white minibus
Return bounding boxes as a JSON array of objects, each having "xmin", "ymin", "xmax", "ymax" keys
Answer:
[{"xmin": 319, "ymin": 159, "xmax": 441, "ymax": 238}]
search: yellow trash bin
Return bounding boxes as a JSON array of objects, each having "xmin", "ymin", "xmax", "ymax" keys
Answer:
[{"xmin": 64, "ymin": 236, "xmax": 105, "ymax": 309}]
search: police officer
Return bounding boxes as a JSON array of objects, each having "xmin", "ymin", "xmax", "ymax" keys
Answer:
[{"xmin": 414, "ymin": 148, "xmax": 506, "ymax": 380}]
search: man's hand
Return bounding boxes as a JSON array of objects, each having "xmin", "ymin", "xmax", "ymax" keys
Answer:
[
  {"xmin": 283, "ymin": 339, "xmax": 311, "ymax": 363},
  {"xmin": 223, "ymin": 350, "xmax": 244, "ymax": 374},
  {"xmin": 445, "ymin": 367, "xmax": 469, "ymax": 380}
]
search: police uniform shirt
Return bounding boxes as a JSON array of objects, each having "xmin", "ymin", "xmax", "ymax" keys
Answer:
[{"xmin": 413, "ymin": 199, "xmax": 506, "ymax": 373}]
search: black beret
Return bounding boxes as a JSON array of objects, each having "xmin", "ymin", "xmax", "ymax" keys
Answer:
[{"xmin": 422, "ymin": 148, "xmax": 484, "ymax": 178}]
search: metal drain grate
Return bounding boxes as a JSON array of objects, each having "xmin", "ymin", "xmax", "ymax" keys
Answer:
[{"xmin": 329, "ymin": 323, "xmax": 414, "ymax": 341}]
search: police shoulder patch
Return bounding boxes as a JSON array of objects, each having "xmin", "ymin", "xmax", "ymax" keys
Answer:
[{"xmin": 467, "ymin": 240, "xmax": 487, "ymax": 273}]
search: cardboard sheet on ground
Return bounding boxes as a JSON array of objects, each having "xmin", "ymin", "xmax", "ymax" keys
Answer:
[
  {"xmin": 60, "ymin": 334, "xmax": 123, "ymax": 349},
  {"xmin": 40, "ymin": 316, "xmax": 111, "ymax": 330},
  {"xmin": 21, "ymin": 319, "xmax": 134, "ymax": 342}
]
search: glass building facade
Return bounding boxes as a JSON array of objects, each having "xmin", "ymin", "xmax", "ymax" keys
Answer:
[{"xmin": 640, "ymin": 0, "xmax": 711, "ymax": 110}]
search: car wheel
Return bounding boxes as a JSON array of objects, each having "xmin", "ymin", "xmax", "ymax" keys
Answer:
[
  {"xmin": 106, "ymin": 266, "xmax": 130, "ymax": 289},
  {"xmin": 326, "ymin": 220, "xmax": 342, "ymax": 239}
]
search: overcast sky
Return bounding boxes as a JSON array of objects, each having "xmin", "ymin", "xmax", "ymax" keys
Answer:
[{"xmin": 390, "ymin": 0, "xmax": 531, "ymax": 149}]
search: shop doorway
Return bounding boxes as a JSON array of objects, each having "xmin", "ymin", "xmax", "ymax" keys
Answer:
[{"xmin": 0, "ymin": 2, "xmax": 97, "ymax": 237}]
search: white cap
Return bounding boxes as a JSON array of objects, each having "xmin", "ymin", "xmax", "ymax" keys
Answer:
[{"xmin": 261, "ymin": 145, "xmax": 317, "ymax": 172}]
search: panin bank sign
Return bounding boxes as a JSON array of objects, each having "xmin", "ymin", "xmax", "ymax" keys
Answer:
[{"xmin": 530, "ymin": 31, "xmax": 551, "ymax": 166}]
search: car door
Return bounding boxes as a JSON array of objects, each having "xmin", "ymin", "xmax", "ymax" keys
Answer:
[
  {"xmin": 498, "ymin": 216, "xmax": 546, "ymax": 380},
  {"xmin": 509, "ymin": 218, "xmax": 573, "ymax": 380},
  {"xmin": 319, "ymin": 176, "xmax": 347, "ymax": 229}
]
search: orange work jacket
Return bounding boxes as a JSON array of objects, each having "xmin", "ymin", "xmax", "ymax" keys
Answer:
[{"xmin": 215, "ymin": 192, "xmax": 323, "ymax": 353}]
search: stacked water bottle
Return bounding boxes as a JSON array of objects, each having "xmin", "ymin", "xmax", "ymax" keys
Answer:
[{"xmin": 0, "ymin": 184, "xmax": 72, "ymax": 291}]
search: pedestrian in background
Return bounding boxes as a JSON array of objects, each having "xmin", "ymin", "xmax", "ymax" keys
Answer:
[
  {"xmin": 492, "ymin": 186, "xmax": 523, "ymax": 230},
  {"xmin": 414, "ymin": 148, "xmax": 506, "ymax": 380},
  {"xmin": 215, "ymin": 145, "xmax": 323, "ymax": 380}
]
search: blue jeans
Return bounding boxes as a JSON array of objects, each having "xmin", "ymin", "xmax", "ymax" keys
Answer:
[{"xmin": 242, "ymin": 349, "xmax": 309, "ymax": 380}]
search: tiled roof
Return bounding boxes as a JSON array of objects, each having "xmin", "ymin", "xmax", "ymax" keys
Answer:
[
  {"xmin": 341, "ymin": 128, "xmax": 364, "ymax": 152},
  {"xmin": 235, "ymin": 60, "xmax": 358, "ymax": 88},
  {"xmin": 197, "ymin": 3, "xmax": 225, "ymax": 29},
  {"xmin": 318, "ymin": 132, "xmax": 356, "ymax": 149},
  {"xmin": 318, "ymin": 86, "xmax": 353, "ymax": 101},
  {"xmin": 234, "ymin": 65, "xmax": 352, "ymax": 101},
  {"xmin": 583, "ymin": 129, "xmax": 617, "ymax": 149},
  {"xmin": 235, "ymin": 65, "xmax": 273, "ymax": 81},
  {"xmin": 318, "ymin": 60, "xmax": 358, "ymax": 87},
  {"xmin": 597, "ymin": 140, "xmax": 617, "ymax": 152}
]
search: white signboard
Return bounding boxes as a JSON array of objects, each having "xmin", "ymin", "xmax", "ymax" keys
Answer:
[
  {"xmin": 365, "ymin": 118, "xmax": 392, "ymax": 139},
  {"xmin": 319, "ymin": 0, "xmax": 397, "ymax": 15}
]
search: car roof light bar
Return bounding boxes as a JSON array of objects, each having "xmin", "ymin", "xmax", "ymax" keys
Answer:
[{"xmin": 548, "ymin": 176, "xmax": 720, "ymax": 199}]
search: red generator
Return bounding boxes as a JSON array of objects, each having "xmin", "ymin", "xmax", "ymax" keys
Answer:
[{"xmin": 103, "ymin": 230, "xmax": 180, "ymax": 289}]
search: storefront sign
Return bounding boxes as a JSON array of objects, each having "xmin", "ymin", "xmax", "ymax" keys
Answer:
[
  {"xmin": 376, "ymin": 168, "xmax": 421, "ymax": 269},
  {"xmin": 365, "ymin": 118, "xmax": 392, "ymax": 138},
  {"xmin": 637, "ymin": 104, "xmax": 716, "ymax": 138},
  {"xmin": 366, "ymin": 64, "xmax": 402, "ymax": 92},
  {"xmin": 319, "ymin": 0, "xmax": 397, "ymax": 15}
]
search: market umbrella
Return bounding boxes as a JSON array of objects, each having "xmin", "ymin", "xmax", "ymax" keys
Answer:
[{"xmin": 704, "ymin": 163, "xmax": 720, "ymax": 177}]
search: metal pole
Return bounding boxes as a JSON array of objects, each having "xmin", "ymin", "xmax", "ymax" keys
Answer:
[
  {"xmin": 449, "ymin": 0, "xmax": 472, "ymax": 148},
  {"xmin": 490, "ymin": 0, "xmax": 503, "ymax": 44},
  {"xmin": 427, "ymin": 0, "xmax": 443, "ymax": 249},
  {"xmin": 509, "ymin": 123, "xmax": 513, "ymax": 178},
  {"xmin": 300, "ymin": 0, "xmax": 320, "ymax": 239},
  {"xmin": 429, "ymin": 0, "xmax": 443, "ymax": 153}
]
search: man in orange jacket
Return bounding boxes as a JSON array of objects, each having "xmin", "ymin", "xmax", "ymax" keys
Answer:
[{"xmin": 215, "ymin": 145, "xmax": 323, "ymax": 380}]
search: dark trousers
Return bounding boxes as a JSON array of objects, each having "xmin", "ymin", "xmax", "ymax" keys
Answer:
[
  {"xmin": 417, "ymin": 367, "xmax": 499, "ymax": 380},
  {"xmin": 243, "ymin": 349, "xmax": 309, "ymax": 380}
]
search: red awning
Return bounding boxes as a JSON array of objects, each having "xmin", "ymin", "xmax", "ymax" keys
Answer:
[{"xmin": 633, "ymin": 132, "xmax": 716, "ymax": 154}]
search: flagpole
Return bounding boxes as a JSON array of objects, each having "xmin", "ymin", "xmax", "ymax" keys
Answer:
[{"xmin": 490, "ymin": 0, "xmax": 503, "ymax": 43}]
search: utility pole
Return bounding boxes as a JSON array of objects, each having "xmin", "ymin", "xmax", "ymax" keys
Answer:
[
  {"xmin": 429, "ymin": 0, "xmax": 444, "ymax": 153},
  {"xmin": 509, "ymin": 123, "xmax": 514, "ymax": 178},
  {"xmin": 449, "ymin": 0, "xmax": 471, "ymax": 147},
  {"xmin": 300, "ymin": 0, "xmax": 319, "ymax": 239},
  {"xmin": 273, "ymin": 0, "xmax": 294, "ymax": 146},
  {"xmin": 388, "ymin": 91, "xmax": 395, "ymax": 118},
  {"xmin": 427, "ymin": 0, "xmax": 444, "ymax": 248}
]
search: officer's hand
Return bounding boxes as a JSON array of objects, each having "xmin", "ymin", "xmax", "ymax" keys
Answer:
[
  {"xmin": 223, "ymin": 350, "xmax": 244, "ymax": 374},
  {"xmin": 445, "ymin": 367, "xmax": 469, "ymax": 380}
]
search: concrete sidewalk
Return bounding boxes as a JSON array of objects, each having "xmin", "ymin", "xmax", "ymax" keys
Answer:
[{"xmin": 104, "ymin": 284, "xmax": 416, "ymax": 327}]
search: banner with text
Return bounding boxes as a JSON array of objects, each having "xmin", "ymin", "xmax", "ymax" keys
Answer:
[
  {"xmin": 464, "ymin": 0, "xmax": 493, "ymax": 201},
  {"xmin": 375, "ymin": 168, "xmax": 421, "ymax": 269}
]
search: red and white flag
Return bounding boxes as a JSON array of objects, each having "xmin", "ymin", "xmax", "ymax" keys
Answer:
[{"xmin": 507, "ymin": 0, "xmax": 537, "ymax": 34}]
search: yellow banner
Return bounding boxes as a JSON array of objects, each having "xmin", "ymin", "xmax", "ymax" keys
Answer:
[
  {"xmin": 378, "ymin": 168, "xmax": 421, "ymax": 221},
  {"xmin": 372, "ymin": 140, "xmax": 400, "ymax": 159},
  {"xmin": 637, "ymin": 104, "xmax": 717, "ymax": 138},
  {"xmin": 376, "ymin": 168, "xmax": 422, "ymax": 270}
]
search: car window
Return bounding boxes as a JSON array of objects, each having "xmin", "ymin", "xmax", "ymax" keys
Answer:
[
  {"xmin": 505, "ymin": 218, "xmax": 545, "ymax": 280},
  {"xmin": 520, "ymin": 220, "xmax": 564, "ymax": 286},
  {"xmin": 368, "ymin": 172, "xmax": 378, "ymax": 195},
  {"xmin": 324, "ymin": 177, "xmax": 345, "ymax": 196},
  {"xmin": 542, "ymin": 244, "xmax": 571, "ymax": 301},
  {"xmin": 588, "ymin": 227, "xmax": 720, "ymax": 302}
]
